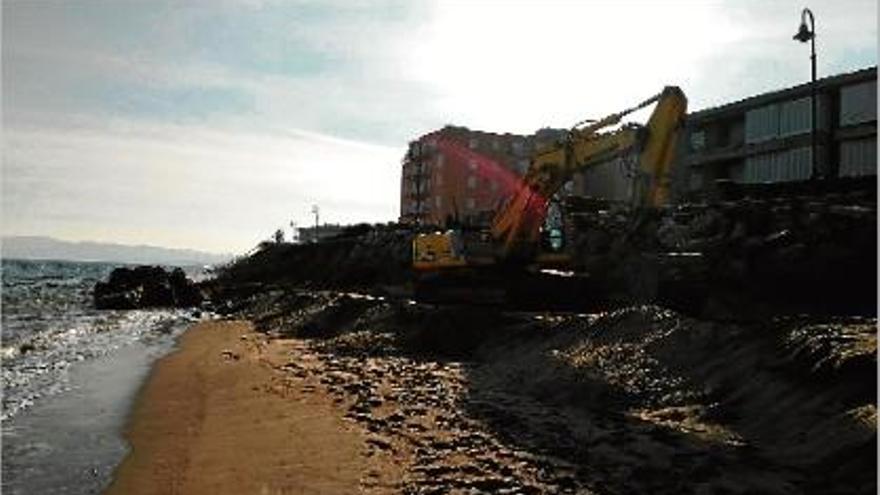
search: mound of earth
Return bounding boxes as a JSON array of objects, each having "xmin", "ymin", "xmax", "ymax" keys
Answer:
[
  {"xmin": 211, "ymin": 223, "xmax": 412, "ymax": 291},
  {"xmin": 213, "ymin": 288, "xmax": 876, "ymax": 494}
]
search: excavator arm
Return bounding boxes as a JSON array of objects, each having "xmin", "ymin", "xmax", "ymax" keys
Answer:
[
  {"xmin": 490, "ymin": 125, "xmax": 641, "ymax": 258},
  {"xmin": 413, "ymin": 86, "xmax": 687, "ymax": 271},
  {"xmin": 490, "ymin": 86, "xmax": 688, "ymax": 259}
]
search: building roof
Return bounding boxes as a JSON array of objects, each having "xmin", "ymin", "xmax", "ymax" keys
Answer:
[
  {"xmin": 689, "ymin": 66, "xmax": 877, "ymax": 122},
  {"xmin": 411, "ymin": 125, "xmax": 567, "ymax": 145}
]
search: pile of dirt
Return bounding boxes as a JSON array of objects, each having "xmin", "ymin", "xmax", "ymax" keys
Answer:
[
  {"xmin": 565, "ymin": 189, "xmax": 877, "ymax": 317},
  {"xmin": 473, "ymin": 307, "xmax": 876, "ymax": 494},
  {"xmin": 220, "ymin": 289, "xmax": 876, "ymax": 494}
]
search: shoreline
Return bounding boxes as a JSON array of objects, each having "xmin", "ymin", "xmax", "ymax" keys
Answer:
[
  {"xmin": 1, "ymin": 314, "xmax": 190, "ymax": 495},
  {"xmin": 104, "ymin": 320, "xmax": 368, "ymax": 495},
  {"xmin": 100, "ymin": 293, "xmax": 878, "ymax": 494}
]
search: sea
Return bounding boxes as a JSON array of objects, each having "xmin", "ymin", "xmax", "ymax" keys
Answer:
[{"xmin": 1, "ymin": 258, "xmax": 207, "ymax": 494}]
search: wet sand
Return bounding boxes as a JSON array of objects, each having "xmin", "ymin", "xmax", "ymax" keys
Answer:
[
  {"xmin": 2, "ymin": 335, "xmax": 183, "ymax": 495},
  {"xmin": 105, "ymin": 320, "xmax": 366, "ymax": 495}
]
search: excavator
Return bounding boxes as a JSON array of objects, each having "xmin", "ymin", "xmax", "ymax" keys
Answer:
[{"xmin": 410, "ymin": 86, "xmax": 688, "ymax": 304}]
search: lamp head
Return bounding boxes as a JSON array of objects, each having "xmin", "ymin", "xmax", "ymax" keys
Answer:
[{"xmin": 793, "ymin": 21, "xmax": 813, "ymax": 42}]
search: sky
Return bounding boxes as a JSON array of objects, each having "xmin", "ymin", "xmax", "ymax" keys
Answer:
[{"xmin": 2, "ymin": 0, "xmax": 876, "ymax": 254}]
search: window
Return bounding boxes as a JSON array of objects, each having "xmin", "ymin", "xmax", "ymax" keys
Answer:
[
  {"xmin": 490, "ymin": 180, "xmax": 498, "ymax": 192},
  {"xmin": 468, "ymin": 159, "xmax": 479, "ymax": 171},
  {"xmin": 492, "ymin": 139, "xmax": 500, "ymax": 150},
  {"xmin": 518, "ymin": 159, "xmax": 530, "ymax": 174},
  {"xmin": 436, "ymin": 174, "xmax": 443, "ymax": 186},
  {"xmin": 745, "ymin": 105, "xmax": 780, "ymax": 144},
  {"xmin": 435, "ymin": 196, "xmax": 442, "ymax": 208},
  {"xmin": 469, "ymin": 137, "xmax": 480, "ymax": 149},
  {"xmin": 467, "ymin": 176, "xmax": 477, "ymax": 189},
  {"xmin": 436, "ymin": 154, "xmax": 444, "ymax": 168},
  {"xmin": 512, "ymin": 140, "xmax": 524, "ymax": 154},
  {"xmin": 841, "ymin": 81, "xmax": 878, "ymax": 126},
  {"xmin": 690, "ymin": 130, "xmax": 706, "ymax": 151},
  {"xmin": 466, "ymin": 198, "xmax": 476, "ymax": 210}
]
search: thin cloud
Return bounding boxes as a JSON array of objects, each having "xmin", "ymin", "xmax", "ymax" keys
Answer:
[
  {"xmin": 3, "ymin": 122, "xmax": 402, "ymax": 252},
  {"xmin": 1, "ymin": 0, "xmax": 875, "ymax": 253}
]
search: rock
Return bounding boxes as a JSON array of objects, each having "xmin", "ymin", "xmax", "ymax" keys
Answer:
[
  {"xmin": 366, "ymin": 436, "xmax": 393, "ymax": 451},
  {"xmin": 169, "ymin": 268, "xmax": 203, "ymax": 307},
  {"xmin": 94, "ymin": 265, "xmax": 203, "ymax": 309},
  {"xmin": 92, "ymin": 285, "xmax": 140, "ymax": 310}
]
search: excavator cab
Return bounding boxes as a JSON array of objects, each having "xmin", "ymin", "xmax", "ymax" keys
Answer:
[
  {"xmin": 412, "ymin": 231, "xmax": 467, "ymax": 270},
  {"xmin": 413, "ymin": 229, "xmax": 498, "ymax": 272},
  {"xmin": 541, "ymin": 199, "xmax": 566, "ymax": 252}
]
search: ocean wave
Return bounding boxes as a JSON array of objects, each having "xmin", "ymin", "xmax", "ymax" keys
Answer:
[
  {"xmin": 2, "ymin": 310, "xmax": 199, "ymax": 422},
  {"xmin": 1, "ymin": 259, "xmax": 208, "ymax": 423}
]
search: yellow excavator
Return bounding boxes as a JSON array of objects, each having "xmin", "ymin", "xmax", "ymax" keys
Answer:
[{"xmin": 411, "ymin": 86, "xmax": 687, "ymax": 301}]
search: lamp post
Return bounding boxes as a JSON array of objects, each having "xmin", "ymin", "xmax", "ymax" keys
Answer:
[
  {"xmin": 793, "ymin": 7, "xmax": 817, "ymax": 179},
  {"xmin": 311, "ymin": 205, "xmax": 319, "ymax": 243}
]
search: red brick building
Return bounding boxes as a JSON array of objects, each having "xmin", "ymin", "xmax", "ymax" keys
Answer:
[{"xmin": 399, "ymin": 126, "xmax": 565, "ymax": 227}]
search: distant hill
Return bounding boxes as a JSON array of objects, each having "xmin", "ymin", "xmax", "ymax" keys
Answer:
[{"xmin": 1, "ymin": 236, "xmax": 232, "ymax": 266}]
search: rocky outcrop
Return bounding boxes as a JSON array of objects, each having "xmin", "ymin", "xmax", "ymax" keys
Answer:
[{"xmin": 94, "ymin": 266, "xmax": 202, "ymax": 309}]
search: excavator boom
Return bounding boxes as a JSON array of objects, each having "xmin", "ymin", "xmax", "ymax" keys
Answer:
[
  {"xmin": 413, "ymin": 86, "xmax": 687, "ymax": 272},
  {"xmin": 491, "ymin": 86, "xmax": 687, "ymax": 259}
]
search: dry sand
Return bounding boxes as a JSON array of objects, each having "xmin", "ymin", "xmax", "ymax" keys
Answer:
[
  {"xmin": 105, "ymin": 300, "xmax": 877, "ymax": 494},
  {"xmin": 105, "ymin": 320, "xmax": 367, "ymax": 495}
]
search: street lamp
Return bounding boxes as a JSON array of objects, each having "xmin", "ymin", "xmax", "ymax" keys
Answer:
[
  {"xmin": 311, "ymin": 204, "xmax": 320, "ymax": 243},
  {"xmin": 793, "ymin": 7, "xmax": 818, "ymax": 179}
]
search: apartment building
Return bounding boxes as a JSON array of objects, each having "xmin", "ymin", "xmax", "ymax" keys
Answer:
[
  {"xmin": 569, "ymin": 67, "xmax": 876, "ymax": 203},
  {"xmin": 296, "ymin": 224, "xmax": 345, "ymax": 243},
  {"xmin": 682, "ymin": 66, "xmax": 876, "ymax": 198},
  {"xmin": 399, "ymin": 126, "xmax": 564, "ymax": 226}
]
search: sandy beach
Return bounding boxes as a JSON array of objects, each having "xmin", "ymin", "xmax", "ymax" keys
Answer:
[
  {"xmin": 105, "ymin": 320, "xmax": 367, "ymax": 495},
  {"xmin": 102, "ymin": 293, "xmax": 877, "ymax": 494}
]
